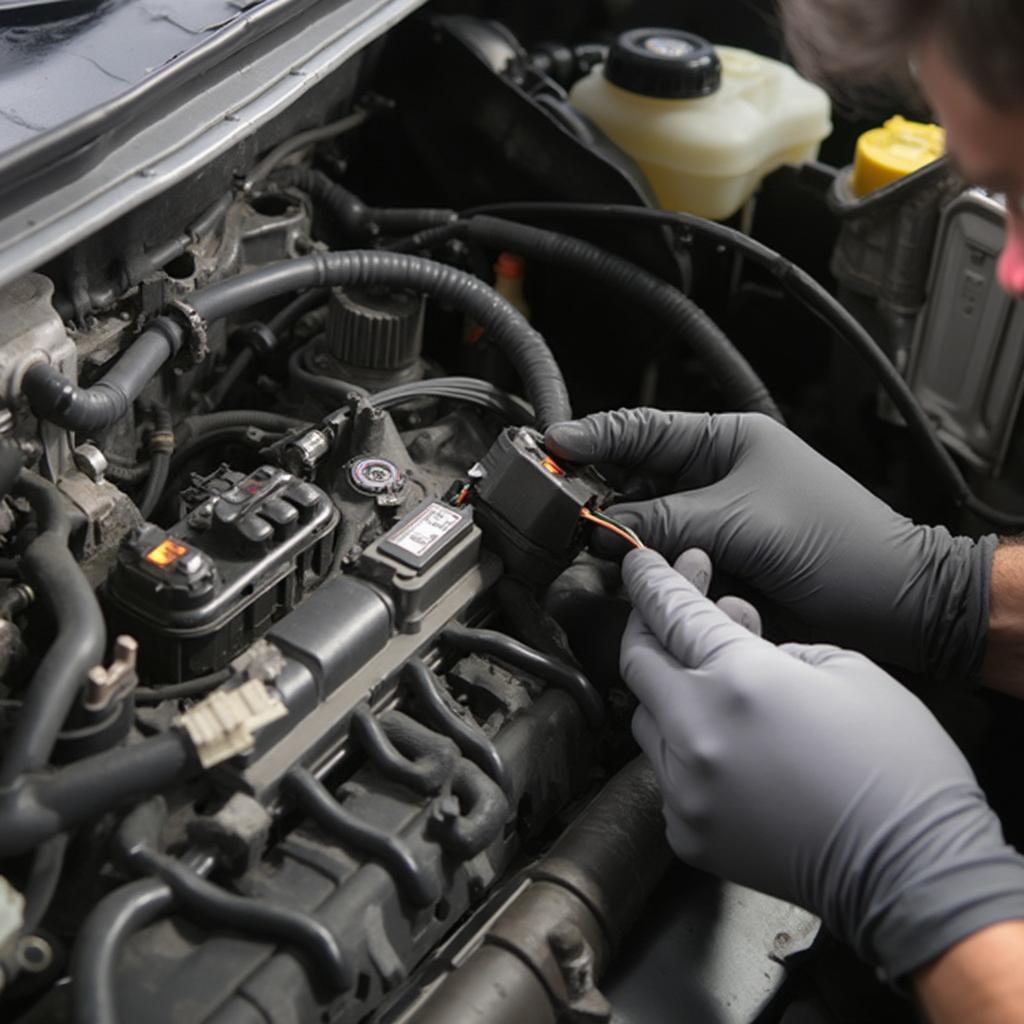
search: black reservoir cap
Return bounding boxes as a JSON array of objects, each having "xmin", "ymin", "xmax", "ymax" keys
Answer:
[{"xmin": 605, "ymin": 28, "xmax": 721, "ymax": 99}]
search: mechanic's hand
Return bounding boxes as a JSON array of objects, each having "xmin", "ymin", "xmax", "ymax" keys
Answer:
[
  {"xmin": 547, "ymin": 409, "xmax": 995, "ymax": 681},
  {"xmin": 622, "ymin": 547, "xmax": 1024, "ymax": 980}
]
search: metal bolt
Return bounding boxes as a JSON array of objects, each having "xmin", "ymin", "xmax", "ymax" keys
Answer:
[
  {"xmin": 73, "ymin": 443, "xmax": 108, "ymax": 483},
  {"xmin": 0, "ymin": 410, "xmax": 13, "ymax": 436},
  {"xmin": 16, "ymin": 935, "xmax": 53, "ymax": 974}
]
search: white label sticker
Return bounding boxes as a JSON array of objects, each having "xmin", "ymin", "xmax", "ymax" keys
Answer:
[{"xmin": 390, "ymin": 503, "xmax": 462, "ymax": 558}]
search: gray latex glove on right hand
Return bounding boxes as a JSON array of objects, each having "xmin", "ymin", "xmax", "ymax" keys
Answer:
[
  {"xmin": 547, "ymin": 409, "xmax": 996, "ymax": 681},
  {"xmin": 623, "ymin": 548, "xmax": 1024, "ymax": 981}
]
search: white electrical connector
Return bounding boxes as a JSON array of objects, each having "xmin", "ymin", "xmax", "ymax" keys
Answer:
[{"xmin": 175, "ymin": 680, "xmax": 287, "ymax": 769}]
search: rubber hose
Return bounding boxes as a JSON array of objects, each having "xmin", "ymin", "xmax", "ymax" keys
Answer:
[
  {"xmin": 71, "ymin": 878, "xmax": 174, "ymax": 1024},
  {"xmin": 132, "ymin": 845, "xmax": 354, "ymax": 991},
  {"xmin": 133, "ymin": 667, "xmax": 234, "ymax": 705},
  {"xmin": 22, "ymin": 315, "xmax": 183, "ymax": 432},
  {"xmin": 268, "ymin": 288, "xmax": 328, "ymax": 338},
  {"xmin": 24, "ymin": 252, "xmax": 568, "ymax": 431},
  {"xmin": 137, "ymin": 404, "xmax": 173, "ymax": 519},
  {"xmin": 196, "ymin": 348, "xmax": 253, "ymax": 413},
  {"xmin": 0, "ymin": 442, "xmax": 25, "ymax": 500},
  {"xmin": 105, "ymin": 459, "xmax": 151, "ymax": 485},
  {"xmin": 0, "ymin": 730, "xmax": 199, "ymax": 858},
  {"xmin": 409, "ymin": 215, "xmax": 782, "ymax": 421},
  {"xmin": 190, "ymin": 251, "xmax": 570, "ymax": 429},
  {"xmin": 274, "ymin": 168, "xmax": 455, "ymax": 239},
  {"xmin": 403, "ymin": 658, "xmax": 512, "ymax": 796},
  {"xmin": 180, "ymin": 410, "xmax": 309, "ymax": 437},
  {"xmin": 167, "ymin": 426, "xmax": 286, "ymax": 481},
  {"xmin": 289, "ymin": 346, "xmax": 368, "ymax": 403},
  {"xmin": 442, "ymin": 622, "xmax": 604, "ymax": 728},
  {"xmin": 0, "ymin": 472, "xmax": 106, "ymax": 786},
  {"xmin": 21, "ymin": 832, "xmax": 69, "ymax": 935}
]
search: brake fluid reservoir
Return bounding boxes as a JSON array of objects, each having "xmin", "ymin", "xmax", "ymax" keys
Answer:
[{"xmin": 568, "ymin": 28, "xmax": 832, "ymax": 220}]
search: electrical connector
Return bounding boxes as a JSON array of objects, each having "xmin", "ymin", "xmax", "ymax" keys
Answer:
[
  {"xmin": 469, "ymin": 426, "xmax": 614, "ymax": 584},
  {"xmin": 175, "ymin": 679, "xmax": 288, "ymax": 769}
]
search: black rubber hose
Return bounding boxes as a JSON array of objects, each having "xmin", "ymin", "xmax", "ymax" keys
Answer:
[
  {"xmin": 464, "ymin": 202, "xmax": 1024, "ymax": 531},
  {"xmin": 180, "ymin": 410, "xmax": 309, "ymax": 437},
  {"xmin": 137, "ymin": 404, "xmax": 173, "ymax": 519},
  {"xmin": 24, "ymin": 252, "xmax": 569, "ymax": 431},
  {"xmin": 286, "ymin": 767, "xmax": 443, "ymax": 908},
  {"xmin": 430, "ymin": 759, "xmax": 509, "ymax": 860},
  {"xmin": 168, "ymin": 426, "xmax": 289, "ymax": 481},
  {"xmin": 105, "ymin": 459, "xmax": 151, "ymax": 485},
  {"xmin": 403, "ymin": 658, "xmax": 512, "ymax": 796},
  {"xmin": 190, "ymin": 252, "xmax": 570, "ymax": 429},
  {"xmin": 289, "ymin": 346, "xmax": 368, "ymax": 403},
  {"xmin": 22, "ymin": 315, "xmax": 183, "ymax": 433},
  {"xmin": 442, "ymin": 622, "xmax": 604, "ymax": 729},
  {"xmin": 133, "ymin": 667, "xmax": 234, "ymax": 705},
  {"xmin": 351, "ymin": 704, "xmax": 454, "ymax": 796},
  {"xmin": 196, "ymin": 348, "xmax": 253, "ymax": 413},
  {"xmin": 0, "ymin": 442, "xmax": 25, "ymax": 500},
  {"xmin": 129, "ymin": 845, "xmax": 353, "ymax": 992},
  {"xmin": 72, "ymin": 847, "xmax": 215, "ymax": 1024},
  {"xmin": 273, "ymin": 168, "xmax": 455, "ymax": 240},
  {"xmin": 0, "ymin": 472, "xmax": 106, "ymax": 786},
  {"xmin": 268, "ymin": 288, "xmax": 329, "ymax": 336},
  {"xmin": 71, "ymin": 877, "xmax": 174, "ymax": 1024},
  {"xmin": 401, "ymin": 215, "xmax": 782, "ymax": 422},
  {"xmin": 0, "ymin": 730, "xmax": 199, "ymax": 858},
  {"xmin": 21, "ymin": 832, "xmax": 69, "ymax": 935}
]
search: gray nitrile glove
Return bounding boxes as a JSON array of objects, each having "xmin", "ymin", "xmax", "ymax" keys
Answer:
[
  {"xmin": 622, "ymin": 547, "xmax": 1024, "ymax": 981},
  {"xmin": 546, "ymin": 409, "xmax": 996, "ymax": 681}
]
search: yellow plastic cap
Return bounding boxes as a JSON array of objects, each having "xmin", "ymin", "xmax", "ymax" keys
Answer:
[{"xmin": 851, "ymin": 116, "xmax": 946, "ymax": 197}]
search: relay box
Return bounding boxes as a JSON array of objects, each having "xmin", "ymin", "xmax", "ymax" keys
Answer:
[{"xmin": 105, "ymin": 465, "xmax": 337, "ymax": 683}]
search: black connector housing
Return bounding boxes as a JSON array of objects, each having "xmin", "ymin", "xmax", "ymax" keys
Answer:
[
  {"xmin": 470, "ymin": 426, "xmax": 613, "ymax": 585},
  {"xmin": 105, "ymin": 465, "xmax": 337, "ymax": 684}
]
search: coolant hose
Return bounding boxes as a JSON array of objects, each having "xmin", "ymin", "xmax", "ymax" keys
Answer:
[
  {"xmin": 190, "ymin": 251, "xmax": 570, "ymax": 428},
  {"xmin": 22, "ymin": 315, "xmax": 184, "ymax": 433},
  {"xmin": 273, "ymin": 167, "xmax": 455, "ymax": 241},
  {"xmin": 24, "ymin": 252, "xmax": 571, "ymax": 432},
  {"xmin": 404, "ymin": 216, "xmax": 782, "ymax": 422},
  {"xmin": 0, "ymin": 472, "xmax": 106, "ymax": 786},
  {"xmin": 0, "ymin": 729, "xmax": 199, "ymax": 858}
]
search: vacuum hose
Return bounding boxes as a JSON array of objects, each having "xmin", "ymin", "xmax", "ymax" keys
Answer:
[{"xmin": 24, "ymin": 252, "xmax": 570, "ymax": 431}]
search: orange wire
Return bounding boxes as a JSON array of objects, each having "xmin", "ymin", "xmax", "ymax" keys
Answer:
[{"xmin": 580, "ymin": 507, "xmax": 645, "ymax": 550}]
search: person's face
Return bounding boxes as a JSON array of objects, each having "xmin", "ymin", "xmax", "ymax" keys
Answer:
[{"xmin": 914, "ymin": 30, "xmax": 1024, "ymax": 298}]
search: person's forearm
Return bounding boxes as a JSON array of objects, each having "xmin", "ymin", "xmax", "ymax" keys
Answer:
[
  {"xmin": 980, "ymin": 545, "xmax": 1024, "ymax": 698},
  {"xmin": 914, "ymin": 920, "xmax": 1024, "ymax": 1022}
]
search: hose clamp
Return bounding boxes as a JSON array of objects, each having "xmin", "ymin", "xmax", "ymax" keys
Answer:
[{"xmin": 167, "ymin": 299, "xmax": 210, "ymax": 366}]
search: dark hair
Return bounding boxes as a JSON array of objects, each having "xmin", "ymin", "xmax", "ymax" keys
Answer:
[{"xmin": 778, "ymin": 0, "xmax": 1024, "ymax": 111}]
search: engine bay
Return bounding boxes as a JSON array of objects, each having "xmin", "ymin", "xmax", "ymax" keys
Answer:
[{"xmin": 2, "ymin": 2, "xmax": 1023, "ymax": 1023}]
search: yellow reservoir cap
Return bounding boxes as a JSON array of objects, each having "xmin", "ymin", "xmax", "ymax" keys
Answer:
[{"xmin": 851, "ymin": 116, "xmax": 946, "ymax": 197}]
